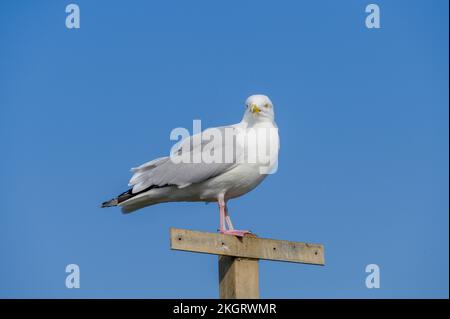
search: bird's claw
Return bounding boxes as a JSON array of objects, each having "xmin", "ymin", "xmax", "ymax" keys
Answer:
[{"xmin": 219, "ymin": 229, "xmax": 252, "ymax": 237}]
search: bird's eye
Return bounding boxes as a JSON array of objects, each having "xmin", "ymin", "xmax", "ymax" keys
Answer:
[{"xmin": 264, "ymin": 103, "xmax": 270, "ymax": 108}]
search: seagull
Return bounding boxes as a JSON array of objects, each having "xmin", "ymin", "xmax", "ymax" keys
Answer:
[{"xmin": 101, "ymin": 94, "xmax": 279, "ymax": 236}]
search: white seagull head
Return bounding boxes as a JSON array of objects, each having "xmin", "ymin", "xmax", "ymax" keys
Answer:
[{"xmin": 244, "ymin": 94, "xmax": 275, "ymax": 122}]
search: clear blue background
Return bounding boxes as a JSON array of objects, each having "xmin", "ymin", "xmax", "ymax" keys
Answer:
[{"xmin": 0, "ymin": 0, "xmax": 448, "ymax": 298}]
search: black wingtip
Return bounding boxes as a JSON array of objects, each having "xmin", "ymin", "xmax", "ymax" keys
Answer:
[
  {"xmin": 101, "ymin": 184, "xmax": 172, "ymax": 209},
  {"xmin": 101, "ymin": 198, "xmax": 118, "ymax": 208}
]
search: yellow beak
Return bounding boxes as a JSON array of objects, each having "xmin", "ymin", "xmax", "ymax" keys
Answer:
[{"xmin": 250, "ymin": 104, "xmax": 261, "ymax": 114}]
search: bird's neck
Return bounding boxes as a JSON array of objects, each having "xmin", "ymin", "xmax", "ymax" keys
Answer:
[{"xmin": 240, "ymin": 113, "xmax": 276, "ymax": 128}]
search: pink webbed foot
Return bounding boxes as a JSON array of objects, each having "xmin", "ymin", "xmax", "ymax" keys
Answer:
[
  {"xmin": 217, "ymin": 195, "xmax": 251, "ymax": 237},
  {"xmin": 219, "ymin": 229, "xmax": 252, "ymax": 237}
]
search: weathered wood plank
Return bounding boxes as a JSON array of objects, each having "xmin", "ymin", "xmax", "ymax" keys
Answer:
[
  {"xmin": 170, "ymin": 228, "xmax": 325, "ymax": 265},
  {"xmin": 219, "ymin": 256, "xmax": 259, "ymax": 299}
]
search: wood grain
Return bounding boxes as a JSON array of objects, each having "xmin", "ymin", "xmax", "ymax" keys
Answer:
[{"xmin": 170, "ymin": 228, "xmax": 325, "ymax": 265}]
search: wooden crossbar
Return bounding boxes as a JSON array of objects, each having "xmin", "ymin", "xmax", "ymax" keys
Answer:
[{"xmin": 170, "ymin": 228, "xmax": 325, "ymax": 265}]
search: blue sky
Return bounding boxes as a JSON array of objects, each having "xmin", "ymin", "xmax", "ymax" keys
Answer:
[{"xmin": 0, "ymin": 0, "xmax": 448, "ymax": 298}]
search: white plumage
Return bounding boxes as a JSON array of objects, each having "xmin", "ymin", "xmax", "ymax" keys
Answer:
[{"xmin": 102, "ymin": 94, "xmax": 279, "ymax": 236}]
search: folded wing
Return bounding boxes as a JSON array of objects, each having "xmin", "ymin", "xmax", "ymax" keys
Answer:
[{"xmin": 129, "ymin": 126, "xmax": 242, "ymax": 193}]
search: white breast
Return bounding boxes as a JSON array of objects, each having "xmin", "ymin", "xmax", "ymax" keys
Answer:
[{"xmin": 199, "ymin": 120, "xmax": 279, "ymax": 200}]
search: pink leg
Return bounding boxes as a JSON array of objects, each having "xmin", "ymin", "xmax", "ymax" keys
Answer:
[
  {"xmin": 218, "ymin": 198, "xmax": 226, "ymax": 233},
  {"xmin": 217, "ymin": 195, "xmax": 251, "ymax": 237}
]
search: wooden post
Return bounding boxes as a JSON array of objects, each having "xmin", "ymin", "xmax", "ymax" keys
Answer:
[
  {"xmin": 219, "ymin": 256, "xmax": 259, "ymax": 299},
  {"xmin": 170, "ymin": 228, "xmax": 325, "ymax": 299}
]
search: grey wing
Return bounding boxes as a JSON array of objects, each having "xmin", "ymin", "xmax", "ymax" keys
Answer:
[{"xmin": 129, "ymin": 126, "xmax": 242, "ymax": 193}]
